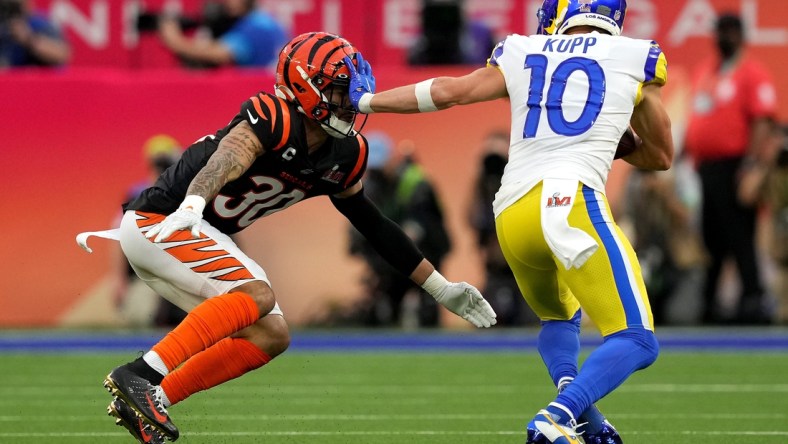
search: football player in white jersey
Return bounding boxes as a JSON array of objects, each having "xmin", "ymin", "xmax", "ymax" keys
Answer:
[{"xmin": 345, "ymin": 0, "xmax": 673, "ymax": 443}]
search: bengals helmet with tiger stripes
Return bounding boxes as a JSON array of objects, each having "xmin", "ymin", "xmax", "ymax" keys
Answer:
[{"xmin": 275, "ymin": 32, "xmax": 366, "ymax": 138}]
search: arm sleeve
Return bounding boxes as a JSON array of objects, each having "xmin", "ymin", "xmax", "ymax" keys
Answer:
[{"xmin": 330, "ymin": 189, "xmax": 424, "ymax": 277}]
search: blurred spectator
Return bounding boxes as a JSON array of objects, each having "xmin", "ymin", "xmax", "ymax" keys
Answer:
[
  {"xmin": 620, "ymin": 162, "xmax": 707, "ymax": 325},
  {"xmin": 468, "ymin": 130, "xmax": 538, "ymax": 326},
  {"xmin": 348, "ymin": 132, "xmax": 451, "ymax": 328},
  {"xmin": 767, "ymin": 126, "xmax": 788, "ymax": 324},
  {"xmin": 684, "ymin": 13, "xmax": 779, "ymax": 325},
  {"xmin": 460, "ymin": 13, "xmax": 496, "ymax": 64},
  {"xmin": 0, "ymin": 0, "xmax": 70, "ymax": 68},
  {"xmin": 113, "ymin": 134, "xmax": 187, "ymax": 327},
  {"xmin": 408, "ymin": 0, "xmax": 495, "ymax": 65},
  {"xmin": 152, "ymin": 0, "xmax": 287, "ymax": 69}
]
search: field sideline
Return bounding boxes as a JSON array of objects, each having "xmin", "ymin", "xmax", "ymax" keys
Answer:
[{"xmin": 1, "ymin": 328, "xmax": 787, "ymax": 444}]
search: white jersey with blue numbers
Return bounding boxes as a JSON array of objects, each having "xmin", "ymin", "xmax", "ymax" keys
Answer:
[{"xmin": 489, "ymin": 32, "xmax": 667, "ymax": 217}]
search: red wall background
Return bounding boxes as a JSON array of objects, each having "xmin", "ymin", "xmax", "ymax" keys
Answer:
[
  {"xmin": 1, "ymin": 0, "xmax": 787, "ymax": 326},
  {"xmin": 0, "ymin": 67, "xmax": 518, "ymax": 326}
]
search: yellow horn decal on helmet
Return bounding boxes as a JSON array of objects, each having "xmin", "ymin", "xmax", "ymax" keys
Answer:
[{"xmin": 550, "ymin": 0, "xmax": 570, "ymax": 34}]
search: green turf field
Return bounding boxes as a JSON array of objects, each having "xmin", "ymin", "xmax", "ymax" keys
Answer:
[{"xmin": 1, "ymin": 351, "xmax": 787, "ymax": 443}]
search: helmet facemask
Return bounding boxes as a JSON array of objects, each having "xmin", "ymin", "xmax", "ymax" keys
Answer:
[
  {"xmin": 304, "ymin": 63, "xmax": 367, "ymax": 139},
  {"xmin": 275, "ymin": 32, "xmax": 368, "ymax": 139}
]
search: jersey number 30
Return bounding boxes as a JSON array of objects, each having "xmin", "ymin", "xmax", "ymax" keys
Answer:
[
  {"xmin": 523, "ymin": 54, "xmax": 605, "ymax": 139},
  {"xmin": 214, "ymin": 176, "xmax": 306, "ymax": 228}
]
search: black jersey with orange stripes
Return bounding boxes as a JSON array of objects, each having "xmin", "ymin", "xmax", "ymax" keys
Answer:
[{"xmin": 124, "ymin": 92, "xmax": 369, "ymax": 234}]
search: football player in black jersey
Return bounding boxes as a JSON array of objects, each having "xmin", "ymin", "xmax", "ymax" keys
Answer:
[{"xmin": 77, "ymin": 32, "xmax": 496, "ymax": 443}]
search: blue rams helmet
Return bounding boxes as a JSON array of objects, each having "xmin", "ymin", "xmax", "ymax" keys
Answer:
[{"xmin": 537, "ymin": 0, "xmax": 627, "ymax": 36}]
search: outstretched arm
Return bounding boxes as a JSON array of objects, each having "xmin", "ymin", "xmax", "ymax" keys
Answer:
[
  {"xmin": 621, "ymin": 83, "xmax": 674, "ymax": 170},
  {"xmin": 345, "ymin": 55, "xmax": 507, "ymax": 114},
  {"xmin": 332, "ymin": 182, "xmax": 497, "ymax": 327}
]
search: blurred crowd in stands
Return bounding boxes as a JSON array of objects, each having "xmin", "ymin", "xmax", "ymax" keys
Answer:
[
  {"xmin": 0, "ymin": 0, "xmax": 69, "ymax": 67},
  {"xmin": 620, "ymin": 14, "xmax": 787, "ymax": 327},
  {"xmin": 4, "ymin": 0, "xmax": 786, "ymax": 327},
  {"xmin": 344, "ymin": 133, "xmax": 451, "ymax": 328},
  {"xmin": 139, "ymin": 0, "xmax": 286, "ymax": 69}
]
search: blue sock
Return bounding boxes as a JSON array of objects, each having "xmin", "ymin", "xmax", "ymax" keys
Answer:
[
  {"xmin": 555, "ymin": 329, "xmax": 659, "ymax": 420},
  {"xmin": 537, "ymin": 310, "xmax": 582, "ymax": 385},
  {"xmin": 558, "ymin": 378, "xmax": 606, "ymax": 434},
  {"xmin": 544, "ymin": 402, "xmax": 574, "ymax": 425}
]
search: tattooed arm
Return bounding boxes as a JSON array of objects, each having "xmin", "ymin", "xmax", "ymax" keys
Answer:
[
  {"xmin": 188, "ymin": 121, "xmax": 264, "ymax": 200},
  {"xmin": 145, "ymin": 121, "xmax": 263, "ymax": 242}
]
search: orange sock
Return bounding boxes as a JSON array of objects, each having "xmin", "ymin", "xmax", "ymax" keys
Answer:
[
  {"xmin": 161, "ymin": 337, "xmax": 271, "ymax": 405},
  {"xmin": 152, "ymin": 292, "xmax": 260, "ymax": 371}
]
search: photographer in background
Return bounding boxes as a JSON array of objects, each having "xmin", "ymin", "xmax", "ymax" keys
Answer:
[
  {"xmin": 145, "ymin": 0, "xmax": 287, "ymax": 69},
  {"xmin": 684, "ymin": 13, "xmax": 778, "ymax": 325},
  {"xmin": 0, "ymin": 0, "xmax": 70, "ymax": 68},
  {"xmin": 770, "ymin": 128, "xmax": 788, "ymax": 324}
]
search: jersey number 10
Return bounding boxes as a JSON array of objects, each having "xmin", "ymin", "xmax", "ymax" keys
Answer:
[{"xmin": 523, "ymin": 55, "xmax": 605, "ymax": 139}]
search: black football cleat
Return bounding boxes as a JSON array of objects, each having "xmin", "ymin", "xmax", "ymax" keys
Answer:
[
  {"xmin": 104, "ymin": 365, "xmax": 179, "ymax": 441},
  {"xmin": 108, "ymin": 398, "xmax": 166, "ymax": 444}
]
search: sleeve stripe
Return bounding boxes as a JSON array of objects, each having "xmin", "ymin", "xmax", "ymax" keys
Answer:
[
  {"xmin": 274, "ymin": 96, "xmax": 291, "ymax": 150},
  {"xmin": 257, "ymin": 93, "xmax": 278, "ymax": 130},
  {"xmin": 258, "ymin": 93, "xmax": 292, "ymax": 151},
  {"xmin": 344, "ymin": 135, "xmax": 368, "ymax": 187},
  {"xmin": 644, "ymin": 55, "xmax": 658, "ymax": 83},
  {"xmin": 643, "ymin": 41, "xmax": 667, "ymax": 85},
  {"xmin": 251, "ymin": 93, "xmax": 292, "ymax": 151},
  {"xmin": 251, "ymin": 96, "xmax": 267, "ymax": 122},
  {"xmin": 487, "ymin": 39, "xmax": 505, "ymax": 67}
]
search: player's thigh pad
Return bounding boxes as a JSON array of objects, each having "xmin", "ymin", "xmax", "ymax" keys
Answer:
[{"xmin": 119, "ymin": 211, "xmax": 282, "ymax": 315}]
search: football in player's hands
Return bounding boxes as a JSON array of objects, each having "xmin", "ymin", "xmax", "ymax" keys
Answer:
[{"xmin": 615, "ymin": 127, "xmax": 641, "ymax": 159}]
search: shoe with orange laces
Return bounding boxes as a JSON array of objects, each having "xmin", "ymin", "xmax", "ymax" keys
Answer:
[
  {"xmin": 104, "ymin": 365, "xmax": 179, "ymax": 441},
  {"xmin": 108, "ymin": 398, "xmax": 166, "ymax": 444}
]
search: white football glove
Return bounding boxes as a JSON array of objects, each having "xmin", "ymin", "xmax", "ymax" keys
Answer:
[
  {"xmin": 422, "ymin": 271, "xmax": 497, "ymax": 328},
  {"xmin": 145, "ymin": 195, "xmax": 206, "ymax": 243}
]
